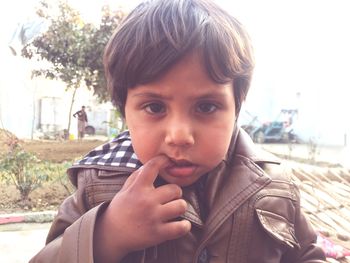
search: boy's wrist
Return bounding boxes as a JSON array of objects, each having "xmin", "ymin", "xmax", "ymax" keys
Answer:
[{"xmin": 93, "ymin": 203, "xmax": 130, "ymax": 263}]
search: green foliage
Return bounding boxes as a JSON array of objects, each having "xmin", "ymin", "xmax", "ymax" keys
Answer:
[
  {"xmin": 85, "ymin": 6, "xmax": 126, "ymax": 102},
  {"xmin": 23, "ymin": 1, "xmax": 86, "ymax": 87},
  {"xmin": 22, "ymin": 0, "xmax": 126, "ymax": 102},
  {"xmin": 43, "ymin": 161, "xmax": 74, "ymax": 195},
  {"xmin": 0, "ymin": 146, "xmax": 49, "ymax": 203}
]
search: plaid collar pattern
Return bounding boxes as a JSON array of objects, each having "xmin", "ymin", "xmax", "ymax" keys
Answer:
[{"xmin": 73, "ymin": 130, "xmax": 142, "ymax": 169}]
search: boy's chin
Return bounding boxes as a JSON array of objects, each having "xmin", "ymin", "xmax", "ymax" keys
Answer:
[{"xmin": 158, "ymin": 172, "xmax": 203, "ymax": 187}]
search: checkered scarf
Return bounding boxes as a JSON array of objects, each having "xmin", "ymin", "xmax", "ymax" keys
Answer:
[{"xmin": 72, "ymin": 130, "xmax": 142, "ymax": 169}]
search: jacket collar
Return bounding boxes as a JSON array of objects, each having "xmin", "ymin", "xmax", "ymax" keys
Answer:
[{"xmin": 181, "ymin": 128, "xmax": 280, "ymax": 238}]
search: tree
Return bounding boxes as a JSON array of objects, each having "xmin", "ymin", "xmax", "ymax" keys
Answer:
[
  {"xmin": 84, "ymin": 6, "xmax": 126, "ymax": 102},
  {"xmin": 22, "ymin": 1, "xmax": 126, "ymax": 135}
]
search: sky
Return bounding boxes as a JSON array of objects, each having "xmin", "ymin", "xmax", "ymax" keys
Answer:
[{"xmin": 1, "ymin": 0, "xmax": 350, "ymax": 145}]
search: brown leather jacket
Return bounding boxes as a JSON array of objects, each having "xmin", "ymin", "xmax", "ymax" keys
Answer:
[{"xmin": 30, "ymin": 130, "xmax": 326, "ymax": 263}]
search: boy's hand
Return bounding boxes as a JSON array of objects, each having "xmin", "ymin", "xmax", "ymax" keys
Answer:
[{"xmin": 94, "ymin": 155, "xmax": 191, "ymax": 261}]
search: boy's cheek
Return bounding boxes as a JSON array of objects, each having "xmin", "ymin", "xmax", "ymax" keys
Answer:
[{"xmin": 130, "ymin": 136, "xmax": 159, "ymax": 165}]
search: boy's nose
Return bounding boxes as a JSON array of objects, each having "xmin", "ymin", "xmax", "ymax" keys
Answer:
[{"xmin": 164, "ymin": 118, "xmax": 195, "ymax": 147}]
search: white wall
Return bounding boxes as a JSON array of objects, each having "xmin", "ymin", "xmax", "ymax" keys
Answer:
[{"xmin": 0, "ymin": 46, "xmax": 35, "ymax": 138}]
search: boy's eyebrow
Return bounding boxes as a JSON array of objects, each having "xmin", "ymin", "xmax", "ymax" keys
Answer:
[
  {"xmin": 194, "ymin": 92, "xmax": 228, "ymax": 100},
  {"xmin": 131, "ymin": 92, "xmax": 172, "ymax": 100},
  {"xmin": 131, "ymin": 91, "xmax": 229, "ymax": 100}
]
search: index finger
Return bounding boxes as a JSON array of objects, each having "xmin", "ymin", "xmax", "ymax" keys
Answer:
[{"xmin": 135, "ymin": 155, "xmax": 171, "ymax": 186}]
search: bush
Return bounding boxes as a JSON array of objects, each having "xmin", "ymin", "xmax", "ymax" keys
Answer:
[{"xmin": 0, "ymin": 145, "xmax": 48, "ymax": 204}]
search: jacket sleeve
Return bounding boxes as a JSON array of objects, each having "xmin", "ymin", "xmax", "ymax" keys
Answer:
[
  {"xmin": 29, "ymin": 168, "xmax": 148, "ymax": 263},
  {"xmin": 283, "ymin": 183, "xmax": 326, "ymax": 263},
  {"xmin": 29, "ymin": 169, "xmax": 108, "ymax": 263}
]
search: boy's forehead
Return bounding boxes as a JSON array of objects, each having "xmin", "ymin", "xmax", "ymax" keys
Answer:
[
  {"xmin": 155, "ymin": 52, "xmax": 210, "ymax": 81},
  {"xmin": 128, "ymin": 51, "xmax": 234, "ymax": 98}
]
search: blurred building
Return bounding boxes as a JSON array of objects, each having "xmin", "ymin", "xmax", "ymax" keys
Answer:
[{"xmin": 0, "ymin": 45, "xmax": 114, "ymax": 139}]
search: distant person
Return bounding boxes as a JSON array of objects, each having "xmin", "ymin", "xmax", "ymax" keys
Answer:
[
  {"xmin": 30, "ymin": 0, "xmax": 326, "ymax": 262},
  {"xmin": 73, "ymin": 105, "xmax": 88, "ymax": 140}
]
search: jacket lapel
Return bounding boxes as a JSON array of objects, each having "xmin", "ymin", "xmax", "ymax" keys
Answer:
[
  {"xmin": 200, "ymin": 129, "xmax": 279, "ymax": 243},
  {"xmin": 202, "ymin": 157, "xmax": 271, "ymax": 242}
]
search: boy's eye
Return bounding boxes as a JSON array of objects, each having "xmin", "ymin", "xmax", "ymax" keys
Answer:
[
  {"xmin": 196, "ymin": 102, "xmax": 218, "ymax": 114},
  {"xmin": 144, "ymin": 102, "xmax": 165, "ymax": 114}
]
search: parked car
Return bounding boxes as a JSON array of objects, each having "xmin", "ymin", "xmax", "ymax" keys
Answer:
[
  {"xmin": 242, "ymin": 109, "xmax": 299, "ymax": 144},
  {"xmin": 85, "ymin": 125, "xmax": 96, "ymax": 135}
]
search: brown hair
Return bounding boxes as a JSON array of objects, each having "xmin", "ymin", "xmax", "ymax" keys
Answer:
[{"xmin": 104, "ymin": 0, "xmax": 254, "ymax": 116}]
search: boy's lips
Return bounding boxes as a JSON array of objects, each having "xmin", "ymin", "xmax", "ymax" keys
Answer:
[{"xmin": 165, "ymin": 159, "xmax": 197, "ymax": 177}]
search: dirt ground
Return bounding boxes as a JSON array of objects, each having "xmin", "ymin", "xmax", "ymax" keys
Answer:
[
  {"xmin": 0, "ymin": 135, "xmax": 106, "ymax": 214},
  {"xmin": 20, "ymin": 139, "xmax": 104, "ymax": 163}
]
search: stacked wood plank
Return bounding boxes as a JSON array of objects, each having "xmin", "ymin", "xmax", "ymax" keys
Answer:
[{"xmin": 289, "ymin": 163, "xmax": 350, "ymax": 262}]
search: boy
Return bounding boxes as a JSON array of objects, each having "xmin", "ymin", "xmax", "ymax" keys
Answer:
[{"xmin": 31, "ymin": 0, "xmax": 326, "ymax": 262}]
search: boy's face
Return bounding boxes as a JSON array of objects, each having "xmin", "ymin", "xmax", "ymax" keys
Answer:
[{"xmin": 125, "ymin": 53, "xmax": 236, "ymax": 187}]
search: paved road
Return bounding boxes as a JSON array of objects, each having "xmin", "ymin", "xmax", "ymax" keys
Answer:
[{"xmin": 0, "ymin": 223, "xmax": 50, "ymax": 263}]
